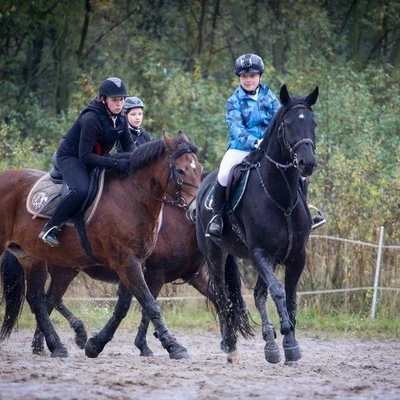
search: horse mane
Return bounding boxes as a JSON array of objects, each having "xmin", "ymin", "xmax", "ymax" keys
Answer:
[
  {"xmin": 259, "ymin": 94, "xmax": 312, "ymax": 152},
  {"xmin": 130, "ymin": 139, "xmax": 166, "ymax": 170}
]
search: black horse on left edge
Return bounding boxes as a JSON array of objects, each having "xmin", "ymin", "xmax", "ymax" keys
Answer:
[{"xmin": 196, "ymin": 84, "xmax": 319, "ymax": 365}]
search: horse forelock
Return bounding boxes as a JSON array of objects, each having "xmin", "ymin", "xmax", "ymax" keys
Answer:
[{"xmin": 170, "ymin": 139, "xmax": 198, "ymax": 161}]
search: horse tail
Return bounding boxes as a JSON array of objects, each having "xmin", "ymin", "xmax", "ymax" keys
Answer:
[
  {"xmin": 224, "ymin": 254, "xmax": 254, "ymax": 339},
  {"xmin": 0, "ymin": 251, "xmax": 26, "ymax": 341}
]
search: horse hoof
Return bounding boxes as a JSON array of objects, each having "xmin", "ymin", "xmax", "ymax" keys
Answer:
[
  {"xmin": 32, "ymin": 348, "xmax": 47, "ymax": 356},
  {"xmin": 284, "ymin": 359, "xmax": 301, "ymax": 366},
  {"xmin": 264, "ymin": 343, "xmax": 281, "ymax": 364},
  {"xmin": 50, "ymin": 347, "xmax": 69, "ymax": 358},
  {"xmin": 283, "ymin": 344, "xmax": 302, "ymax": 364},
  {"xmin": 73, "ymin": 322, "xmax": 88, "ymax": 349},
  {"xmin": 85, "ymin": 338, "xmax": 101, "ymax": 358},
  {"xmin": 220, "ymin": 340, "xmax": 230, "ymax": 354},
  {"xmin": 75, "ymin": 332, "xmax": 88, "ymax": 349},
  {"xmin": 139, "ymin": 346, "xmax": 154, "ymax": 357},
  {"xmin": 227, "ymin": 350, "xmax": 240, "ymax": 364},
  {"xmin": 168, "ymin": 345, "xmax": 190, "ymax": 360},
  {"xmin": 169, "ymin": 351, "xmax": 190, "ymax": 360}
]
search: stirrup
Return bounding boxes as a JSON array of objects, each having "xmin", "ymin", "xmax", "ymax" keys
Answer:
[
  {"xmin": 205, "ymin": 214, "xmax": 223, "ymax": 238},
  {"xmin": 308, "ymin": 205, "xmax": 326, "ymax": 230},
  {"xmin": 39, "ymin": 226, "xmax": 61, "ymax": 247}
]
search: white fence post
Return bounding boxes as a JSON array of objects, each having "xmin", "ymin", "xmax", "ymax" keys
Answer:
[{"xmin": 370, "ymin": 226, "xmax": 384, "ymax": 320}]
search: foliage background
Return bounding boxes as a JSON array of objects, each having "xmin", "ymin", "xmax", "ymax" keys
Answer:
[{"xmin": 1, "ymin": 0, "xmax": 399, "ymax": 316}]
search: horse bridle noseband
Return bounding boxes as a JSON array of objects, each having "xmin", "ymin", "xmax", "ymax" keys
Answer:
[{"xmin": 165, "ymin": 156, "xmax": 199, "ymax": 209}]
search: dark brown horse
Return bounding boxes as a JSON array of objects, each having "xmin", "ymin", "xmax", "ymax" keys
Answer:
[
  {"xmin": 24, "ymin": 200, "xmax": 210, "ymax": 357},
  {"xmin": 0, "ymin": 132, "xmax": 202, "ymax": 358}
]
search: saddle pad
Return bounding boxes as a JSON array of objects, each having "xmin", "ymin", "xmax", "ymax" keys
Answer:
[
  {"xmin": 227, "ymin": 169, "xmax": 250, "ymax": 213},
  {"xmin": 26, "ymin": 171, "xmax": 105, "ymax": 225},
  {"xmin": 204, "ymin": 169, "xmax": 251, "ymax": 213}
]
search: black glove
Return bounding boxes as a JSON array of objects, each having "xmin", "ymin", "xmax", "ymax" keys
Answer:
[{"xmin": 114, "ymin": 159, "xmax": 131, "ymax": 172}]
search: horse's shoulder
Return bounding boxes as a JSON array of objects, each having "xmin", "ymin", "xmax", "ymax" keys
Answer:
[{"xmin": 245, "ymin": 151, "xmax": 263, "ymax": 164}]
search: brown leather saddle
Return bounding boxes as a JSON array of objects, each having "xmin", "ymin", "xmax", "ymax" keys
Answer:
[{"xmin": 26, "ymin": 167, "xmax": 105, "ymax": 226}]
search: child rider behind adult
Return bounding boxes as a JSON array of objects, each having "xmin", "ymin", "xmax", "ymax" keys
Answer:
[
  {"xmin": 206, "ymin": 53, "xmax": 326, "ymax": 239},
  {"xmin": 38, "ymin": 77, "xmax": 136, "ymax": 247},
  {"xmin": 117, "ymin": 96, "xmax": 151, "ymax": 152}
]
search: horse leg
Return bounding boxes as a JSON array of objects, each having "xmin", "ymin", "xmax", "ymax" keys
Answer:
[
  {"xmin": 251, "ymin": 249, "xmax": 301, "ymax": 364},
  {"xmin": 283, "ymin": 253, "xmax": 306, "ymax": 365},
  {"xmin": 118, "ymin": 259, "xmax": 190, "ymax": 360},
  {"xmin": 133, "ymin": 279, "xmax": 163, "ymax": 357},
  {"xmin": 85, "ymin": 282, "xmax": 132, "ymax": 358},
  {"xmin": 253, "ymin": 276, "xmax": 281, "ymax": 364},
  {"xmin": 31, "ymin": 266, "xmax": 86, "ymax": 354},
  {"xmin": 25, "ymin": 262, "xmax": 68, "ymax": 358},
  {"xmin": 187, "ymin": 263, "xmax": 227, "ymax": 352},
  {"xmin": 189, "ymin": 264, "xmax": 231, "ymax": 353},
  {"xmin": 206, "ymin": 247, "xmax": 240, "ymax": 363},
  {"xmin": 0, "ymin": 251, "xmax": 26, "ymax": 342},
  {"xmin": 48, "ymin": 266, "xmax": 87, "ymax": 348},
  {"xmin": 133, "ymin": 309, "xmax": 153, "ymax": 356}
]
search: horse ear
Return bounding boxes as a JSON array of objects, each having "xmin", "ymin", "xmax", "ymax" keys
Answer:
[
  {"xmin": 163, "ymin": 130, "xmax": 172, "ymax": 145},
  {"xmin": 178, "ymin": 130, "xmax": 189, "ymax": 142},
  {"xmin": 305, "ymin": 86, "xmax": 319, "ymax": 106},
  {"xmin": 280, "ymin": 84, "xmax": 290, "ymax": 106}
]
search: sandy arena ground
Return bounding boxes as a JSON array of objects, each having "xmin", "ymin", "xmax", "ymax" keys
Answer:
[{"xmin": 1, "ymin": 328, "xmax": 400, "ymax": 399}]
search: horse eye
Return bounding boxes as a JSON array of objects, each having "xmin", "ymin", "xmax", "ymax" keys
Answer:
[{"xmin": 176, "ymin": 168, "xmax": 185, "ymax": 175}]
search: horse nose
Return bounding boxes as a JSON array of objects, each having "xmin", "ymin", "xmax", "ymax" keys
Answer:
[{"xmin": 298, "ymin": 157, "xmax": 317, "ymax": 176}]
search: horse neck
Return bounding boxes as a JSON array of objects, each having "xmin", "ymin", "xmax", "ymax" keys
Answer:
[
  {"xmin": 262, "ymin": 139, "xmax": 299, "ymax": 206},
  {"xmin": 131, "ymin": 162, "xmax": 170, "ymax": 212}
]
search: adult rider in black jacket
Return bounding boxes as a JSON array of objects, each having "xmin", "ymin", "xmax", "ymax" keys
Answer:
[{"xmin": 38, "ymin": 77, "xmax": 136, "ymax": 247}]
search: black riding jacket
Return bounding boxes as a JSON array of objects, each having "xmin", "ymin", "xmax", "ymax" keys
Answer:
[
  {"xmin": 60, "ymin": 100, "xmax": 135, "ymax": 168},
  {"xmin": 116, "ymin": 125, "xmax": 151, "ymax": 152},
  {"xmin": 129, "ymin": 126, "xmax": 151, "ymax": 146}
]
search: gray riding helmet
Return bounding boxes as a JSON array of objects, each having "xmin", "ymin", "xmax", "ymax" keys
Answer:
[{"xmin": 124, "ymin": 96, "xmax": 144, "ymax": 111}]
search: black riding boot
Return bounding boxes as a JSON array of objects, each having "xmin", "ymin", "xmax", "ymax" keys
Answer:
[
  {"xmin": 205, "ymin": 181, "xmax": 226, "ymax": 238},
  {"xmin": 38, "ymin": 190, "xmax": 76, "ymax": 247}
]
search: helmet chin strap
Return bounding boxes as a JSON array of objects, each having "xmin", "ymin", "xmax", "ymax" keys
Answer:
[
  {"xmin": 241, "ymin": 83, "xmax": 260, "ymax": 96},
  {"xmin": 101, "ymin": 96, "xmax": 120, "ymax": 117}
]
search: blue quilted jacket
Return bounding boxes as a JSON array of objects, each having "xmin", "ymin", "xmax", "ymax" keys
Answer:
[{"xmin": 226, "ymin": 83, "xmax": 281, "ymax": 151}]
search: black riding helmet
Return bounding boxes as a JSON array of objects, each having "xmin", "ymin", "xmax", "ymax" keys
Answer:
[
  {"xmin": 234, "ymin": 53, "xmax": 265, "ymax": 76},
  {"xmin": 99, "ymin": 77, "xmax": 128, "ymax": 98}
]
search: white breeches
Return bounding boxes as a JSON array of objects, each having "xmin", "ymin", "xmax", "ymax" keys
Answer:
[{"xmin": 217, "ymin": 149, "xmax": 249, "ymax": 187}]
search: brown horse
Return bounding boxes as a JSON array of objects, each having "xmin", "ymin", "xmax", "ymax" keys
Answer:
[
  {"xmin": 0, "ymin": 131, "xmax": 202, "ymax": 358},
  {"xmin": 1, "ymin": 205, "xmax": 240, "ymax": 358}
]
